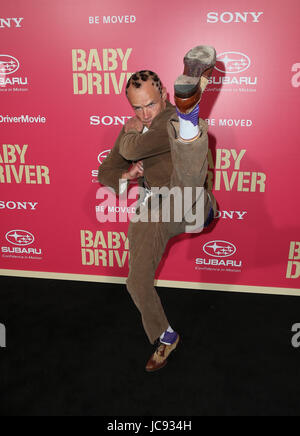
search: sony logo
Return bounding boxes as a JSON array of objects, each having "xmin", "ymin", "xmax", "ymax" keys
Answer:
[
  {"xmin": 216, "ymin": 211, "xmax": 247, "ymax": 220},
  {"xmin": 207, "ymin": 12, "xmax": 264, "ymax": 23},
  {"xmin": 90, "ymin": 115, "xmax": 132, "ymax": 126},
  {"xmin": 0, "ymin": 201, "xmax": 38, "ymax": 210},
  {"xmin": 0, "ymin": 18, "xmax": 24, "ymax": 28}
]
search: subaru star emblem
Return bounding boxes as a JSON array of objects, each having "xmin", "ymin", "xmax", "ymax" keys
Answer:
[
  {"xmin": 215, "ymin": 52, "xmax": 251, "ymax": 74},
  {"xmin": 6, "ymin": 230, "xmax": 35, "ymax": 246},
  {"xmin": 0, "ymin": 55, "xmax": 20, "ymax": 75},
  {"xmin": 98, "ymin": 149, "xmax": 111, "ymax": 164},
  {"xmin": 203, "ymin": 240, "xmax": 237, "ymax": 258}
]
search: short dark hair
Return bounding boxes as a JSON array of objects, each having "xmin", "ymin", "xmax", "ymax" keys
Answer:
[{"xmin": 126, "ymin": 70, "xmax": 163, "ymax": 97}]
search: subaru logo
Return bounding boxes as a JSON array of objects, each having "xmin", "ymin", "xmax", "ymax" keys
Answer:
[
  {"xmin": 98, "ymin": 149, "xmax": 111, "ymax": 164},
  {"xmin": 215, "ymin": 51, "xmax": 251, "ymax": 74},
  {"xmin": 6, "ymin": 230, "xmax": 35, "ymax": 246},
  {"xmin": 203, "ymin": 240, "xmax": 237, "ymax": 258},
  {"xmin": 0, "ymin": 55, "xmax": 20, "ymax": 75}
]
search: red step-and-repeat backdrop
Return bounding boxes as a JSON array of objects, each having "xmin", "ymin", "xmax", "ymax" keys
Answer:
[{"xmin": 1, "ymin": 0, "xmax": 299, "ymax": 295}]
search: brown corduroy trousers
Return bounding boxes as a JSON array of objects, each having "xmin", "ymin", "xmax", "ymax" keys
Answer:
[{"xmin": 126, "ymin": 118, "xmax": 216, "ymax": 345}]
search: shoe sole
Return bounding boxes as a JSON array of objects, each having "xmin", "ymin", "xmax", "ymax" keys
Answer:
[{"xmin": 175, "ymin": 46, "xmax": 216, "ymax": 99}]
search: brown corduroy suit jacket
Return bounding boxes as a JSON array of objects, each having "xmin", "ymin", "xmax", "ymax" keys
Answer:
[{"xmin": 97, "ymin": 100, "xmax": 210, "ymax": 197}]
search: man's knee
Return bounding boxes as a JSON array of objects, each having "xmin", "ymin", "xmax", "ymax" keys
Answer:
[
  {"xmin": 126, "ymin": 276, "xmax": 138, "ymax": 305},
  {"xmin": 126, "ymin": 275, "xmax": 149, "ymax": 314},
  {"xmin": 126, "ymin": 270, "xmax": 151, "ymax": 293},
  {"xmin": 126, "ymin": 275, "xmax": 136, "ymax": 295}
]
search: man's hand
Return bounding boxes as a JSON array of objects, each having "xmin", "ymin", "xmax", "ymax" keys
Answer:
[
  {"xmin": 122, "ymin": 161, "xmax": 144, "ymax": 181},
  {"xmin": 125, "ymin": 117, "xmax": 144, "ymax": 133}
]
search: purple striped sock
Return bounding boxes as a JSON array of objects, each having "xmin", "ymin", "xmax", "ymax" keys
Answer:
[
  {"xmin": 160, "ymin": 330, "xmax": 178, "ymax": 345},
  {"xmin": 176, "ymin": 104, "xmax": 200, "ymax": 127}
]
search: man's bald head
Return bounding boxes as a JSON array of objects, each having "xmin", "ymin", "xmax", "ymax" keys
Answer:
[
  {"xmin": 125, "ymin": 70, "xmax": 167, "ymax": 128},
  {"xmin": 126, "ymin": 70, "xmax": 163, "ymax": 98}
]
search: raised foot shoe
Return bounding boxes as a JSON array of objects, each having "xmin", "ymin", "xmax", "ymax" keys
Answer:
[
  {"xmin": 174, "ymin": 45, "xmax": 216, "ymax": 114},
  {"xmin": 145, "ymin": 334, "xmax": 180, "ymax": 372}
]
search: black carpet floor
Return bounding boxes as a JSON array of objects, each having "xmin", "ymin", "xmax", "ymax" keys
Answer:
[{"xmin": 0, "ymin": 275, "xmax": 299, "ymax": 416}]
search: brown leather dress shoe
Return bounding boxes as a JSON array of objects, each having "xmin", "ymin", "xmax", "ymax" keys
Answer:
[
  {"xmin": 174, "ymin": 45, "xmax": 216, "ymax": 113},
  {"xmin": 145, "ymin": 335, "xmax": 180, "ymax": 372}
]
